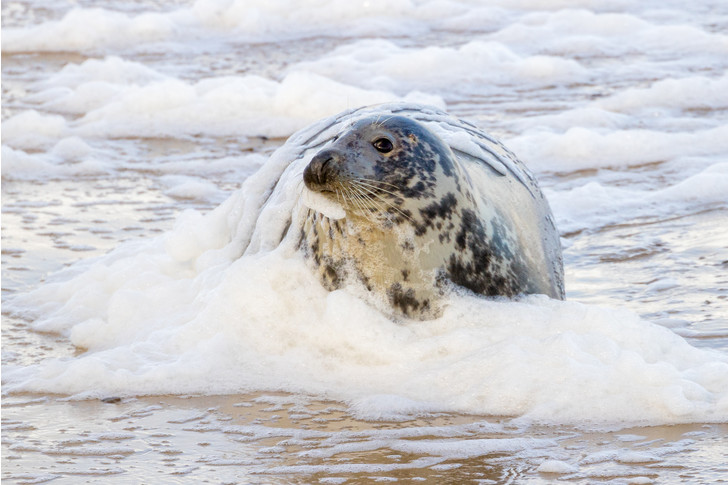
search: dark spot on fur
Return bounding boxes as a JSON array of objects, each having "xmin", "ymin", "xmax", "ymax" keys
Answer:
[
  {"xmin": 415, "ymin": 192, "xmax": 459, "ymax": 236},
  {"xmin": 446, "ymin": 209, "xmax": 527, "ymax": 297},
  {"xmin": 360, "ymin": 273, "xmax": 372, "ymax": 292},
  {"xmin": 324, "ymin": 264, "xmax": 340, "ymax": 288},
  {"xmin": 421, "ymin": 299, "xmax": 430, "ymax": 312},
  {"xmin": 311, "ymin": 237, "xmax": 321, "ymax": 265},
  {"xmin": 388, "ymin": 283, "xmax": 420, "ymax": 315},
  {"xmin": 401, "ymin": 240, "xmax": 415, "ymax": 252}
]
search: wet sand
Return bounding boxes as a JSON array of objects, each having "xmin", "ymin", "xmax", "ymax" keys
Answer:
[{"xmin": 4, "ymin": 391, "xmax": 728, "ymax": 484}]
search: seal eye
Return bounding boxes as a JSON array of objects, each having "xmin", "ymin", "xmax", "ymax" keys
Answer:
[{"xmin": 372, "ymin": 137, "xmax": 394, "ymax": 154}]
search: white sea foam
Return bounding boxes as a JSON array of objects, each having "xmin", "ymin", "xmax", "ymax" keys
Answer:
[
  {"xmin": 161, "ymin": 175, "xmax": 222, "ymax": 201},
  {"xmin": 546, "ymin": 162, "xmax": 728, "ymax": 233},
  {"xmin": 290, "ymin": 39, "xmax": 587, "ymax": 93},
  {"xmin": 2, "ymin": 7, "xmax": 176, "ymax": 53},
  {"xmin": 1, "ymin": 111, "xmax": 69, "ymax": 150},
  {"xmin": 5, "ymin": 114, "xmax": 727, "ymax": 427},
  {"xmin": 302, "ymin": 188, "xmax": 346, "ymax": 220},
  {"xmin": 596, "ymin": 73, "xmax": 728, "ymax": 114},
  {"xmin": 3, "ymin": 0, "xmax": 727, "ymax": 433},
  {"xmin": 7, "ymin": 1, "xmax": 722, "ymax": 61},
  {"xmin": 3, "ymin": 0, "xmax": 727, "ymax": 482},
  {"xmin": 0, "ymin": 0, "xmax": 515, "ymax": 53},
  {"xmin": 2, "ymin": 57, "xmax": 443, "ymax": 146},
  {"xmin": 1, "ymin": 145, "xmax": 112, "ymax": 180},
  {"xmin": 508, "ymin": 126, "xmax": 728, "ymax": 173},
  {"xmin": 35, "ymin": 55, "xmax": 167, "ymax": 88},
  {"xmin": 490, "ymin": 9, "xmax": 728, "ymax": 57},
  {"xmin": 0, "ymin": 0, "xmax": 450, "ymax": 53},
  {"xmin": 537, "ymin": 460, "xmax": 579, "ymax": 474}
]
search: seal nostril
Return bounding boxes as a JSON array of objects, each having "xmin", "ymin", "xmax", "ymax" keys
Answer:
[
  {"xmin": 304, "ymin": 150, "xmax": 340, "ymax": 191},
  {"xmin": 303, "ymin": 163, "xmax": 318, "ymax": 188},
  {"xmin": 314, "ymin": 156, "xmax": 334, "ymax": 186},
  {"xmin": 318, "ymin": 156, "xmax": 333, "ymax": 182}
]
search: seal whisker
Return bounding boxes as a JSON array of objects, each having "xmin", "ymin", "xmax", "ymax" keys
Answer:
[
  {"xmin": 351, "ymin": 184, "xmax": 387, "ymax": 215},
  {"xmin": 336, "ymin": 186, "xmax": 358, "ymax": 214},
  {"xmin": 366, "ymin": 194, "xmax": 404, "ymax": 223},
  {"xmin": 352, "ymin": 182, "xmax": 415, "ymax": 223},
  {"xmin": 350, "ymin": 186, "xmax": 379, "ymax": 218},
  {"xmin": 345, "ymin": 188, "xmax": 364, "ymax": 214},
  {"xmin": 367, "ymin": 193, "xmax": 412, "ymax": 223},
  {"xmin": 350, "ymin": 181, "xmax": 413, "ymax": 222},
  {"xmin": 342, "ymin": 185, "xmax": 376, "ymax": 224},
  {"xmin": 374, "ymin": 115, "xmax": 394, "ymax": 128},
  {"xmin": 352, "ymin": 177, "xmax": 403, "ymax": 193},
  {"xmin": 334, "ymin": 187, "xmax": 344, "ymax": 207},
  {"xmin": 341, "ymin": 184, "xmax": 370, "ymax": 217},
  {"xmin": 345, "ymin": 183, "xmax": 385, "ymax": 221},
  {"xmin": 351, "ymin": 178, "xmax": 404, "ymax": 199},
  {"xmin": 350, "ymin": 180, "xmax": 400, "ymax": 206}
]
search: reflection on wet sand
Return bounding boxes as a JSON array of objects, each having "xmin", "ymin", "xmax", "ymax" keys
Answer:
[{"xmin": 4, "ymin": 393, "xmax": 728, "ymax": 483}]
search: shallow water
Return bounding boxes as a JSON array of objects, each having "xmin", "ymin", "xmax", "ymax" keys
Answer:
[{"xmin": 2, "ymin": 0, "xmax": 728, "ymax": 483}]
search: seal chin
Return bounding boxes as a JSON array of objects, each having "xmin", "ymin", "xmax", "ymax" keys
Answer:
[{"xmin": 303, "ymin": 148, "xmax": 345, "ymax": 193}]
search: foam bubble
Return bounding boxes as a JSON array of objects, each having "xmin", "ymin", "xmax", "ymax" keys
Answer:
[
  {"xmin": 537, "ymin": 460, "xmax": 579, "ymax": 474},
  {"xmin": 161, "ymin": 175, "xmax": 222, "ymax": 201},
  {"xmin": 37, "ymin": 55, "xmax": 167, "ymax": 88},
  {"xmin": 1, "ymin": 110, "xmax": 68, "ymax": 150},
  {"xmin": 50, "ymin": 137, "xmax": 93, "ymax": 160}
]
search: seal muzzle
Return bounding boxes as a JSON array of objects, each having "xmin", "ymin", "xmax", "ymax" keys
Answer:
[{"xmin": 303, "ymin": 149, "xmax": 345, "ymax": 192}]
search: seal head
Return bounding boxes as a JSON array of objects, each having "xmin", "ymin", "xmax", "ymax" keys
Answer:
[{"xmin": 303, "ymin": 116, "xmax": 460, "ymax": 224}]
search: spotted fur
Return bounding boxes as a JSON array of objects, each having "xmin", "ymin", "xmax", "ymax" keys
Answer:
[{"xmin": 296, "ymin": 113, "xmax": 564, "ymax": 319}]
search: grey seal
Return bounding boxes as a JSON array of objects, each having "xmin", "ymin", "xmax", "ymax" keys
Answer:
[{"xmin": 292, "ymin": 107, "xmax": 564, "ymax": 319}]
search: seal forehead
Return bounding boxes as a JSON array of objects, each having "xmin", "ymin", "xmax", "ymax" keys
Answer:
[
  {"xmin": 340, "ymin": 115, "xmax": 453, "ymax": 171},
  {"xmin": 349, "ymin": 115, "xmax": 431, "ymax": 140}
]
